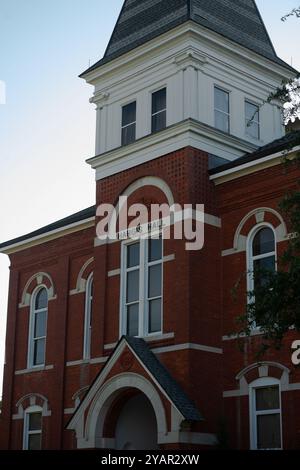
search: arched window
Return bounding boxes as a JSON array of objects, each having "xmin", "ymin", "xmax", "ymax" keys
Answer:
[
  {"xmin": 28, "ymin": 287, "xmax": 48, "ymax": 368},
  {"xmin": 23, "ymin": 405, "xmax": 43, "ymax": 450},
  {"xmin": 83, "ymin": 273, "xmax": 93, "ymax": 359},
  {"xmin": 249, "ymin": 377, "xmax": 282, "ymax": 450},
  {"xmin": 248, "ymin": 225, "xmax": 276, "ymax": 292}
]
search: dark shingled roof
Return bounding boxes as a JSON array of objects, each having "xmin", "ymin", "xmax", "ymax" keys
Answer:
[
  {"xmin": 0, "ymin": 205, "xmax": 95, "ymax": 251},
  {"xmin": 80, "ymin": 0, "xmax": 296, "ymax": 76},
  {"xmin": 209, "ymin": 130, "xmax": 300, "ymax": 176},
  {"xmin": 125, "ymin": 336, "xmax": 203, "ymax": 421}
]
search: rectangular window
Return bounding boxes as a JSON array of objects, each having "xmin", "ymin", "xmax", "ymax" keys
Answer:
[
  {"xmin": 152, "ymin": 88, "xmax": 166, "ymax": 133},
  {"xmin": 122, "ymin": 237, "xmax": 163, "ymax": 337},
  {"xmin": 245, "ymin": 101, "xmax": 260, "ymax": 139},
  {"xmin": 122, "ymin": 101, "xmax": 136, "ymax": 146},
  {"xmin": 214, "ymin": 86, "xmax": 230, "ymax": 133},
  {"xmin": 252, "ymin": 385, "xmax": 282, "ymax": 449},
  {"xmin": 24, "ymin": 411, "xmax": 42, "ymax": 450}
]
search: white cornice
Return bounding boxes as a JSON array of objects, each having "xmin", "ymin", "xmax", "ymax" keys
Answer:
[
  {"xmin": 0, "ymin": 217, "xmax": 95, "ymax": 255},
  {"xmin": 82, "ymin": 21, "xmax": 295, "ymax": 86},
  {"xmin": 87, "ymin": 119, "xmax": 257, "ymax": 181},
  {"xmin": 210, "ymin": 145, "xmax": 300, "ymax": 185}
]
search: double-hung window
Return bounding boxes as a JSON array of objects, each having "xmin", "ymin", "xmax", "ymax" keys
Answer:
[
  {"xmin": 250, "ymin": 379, "xmax": 282, "ymax": 449},
  {"xmin": 245, "ymin": 101, "xmax": 260, "ymax": 139},
  {"xmin": 122, "ymin": 101, "xmax": 136, "ymax": 146},
  {"xmin": 83, "ymin": 273, "xmax": 93, "ymax": 359},
  {"xmin": 29, "ymin": 287, "xmax": 48, "ymax": 368},
  {"xmin": 214, "ymin": 86, "xmax": 230, "ymax": 133},
  {"xmin": 121, "ymin": 236, "xmax": 163, "ymax": 337},
  {"xmin": 23, "ymin": 409, "xmax": 43, "ymax": 450},
  {"xmin": 248, "ymin": 226, "xmax": 276, "ymax": 292},
  {"xmin": 152, "ymin": 88, "xmax": 166, "ymax": 133}
]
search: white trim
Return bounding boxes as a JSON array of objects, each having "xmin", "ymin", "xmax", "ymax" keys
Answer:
[
  {"xmin": 210, "ymin": 146, "xmax": 300, "ymax": 185},
  {"xmin": 0, "ymin": 217, "xmax": 95, "ymax": 255},
  {"xmin": 88, "ymin": 119, "xmax": 256, "ymax": 181},
  {"xmin": 107, "ymin": 268, "xmax": 121, "ymax": 278},
  {"xmin": 66, "ymin": 357, "xmax": 108, "ymax": 367},
  {"xmin": 104, "ymin": 332, "xmax": 175, "ymax": 350},
  {"xmin": 152, "ymin": 342, "xmax": 223, "ymax": 355},
  {"xmin": 70, "ymin": 257, "xmax": 94, "ymax": 295},
  {"xmin": 15, "ymin": 365, "xmax": 54, "ymax": 376}
]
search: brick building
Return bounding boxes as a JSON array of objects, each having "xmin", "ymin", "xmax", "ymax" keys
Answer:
[{"xmin": 1, "ymin": 0, "xmax": 300, "ymax": 450}]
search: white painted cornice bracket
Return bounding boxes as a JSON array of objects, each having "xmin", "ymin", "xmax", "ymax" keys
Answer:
[
  {"xmin": 173, "ymin": 49, "xmax": 208, "ymax": 71},
  {"xmin": 90, "ymin": 91, "xmax": 110, "ymax": 107}
]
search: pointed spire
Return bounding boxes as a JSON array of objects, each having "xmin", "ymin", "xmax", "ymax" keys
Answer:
[{"xmin": 81, "ymin": 0, "xmax": 293, "ymax": 76}]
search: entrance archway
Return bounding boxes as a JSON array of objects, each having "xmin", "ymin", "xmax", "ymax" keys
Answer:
[{"xmin": 115, "ymin": 393, "xmax": 158, "ymax": 450}]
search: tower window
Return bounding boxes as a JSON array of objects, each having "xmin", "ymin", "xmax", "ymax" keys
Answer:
[
  {"xmin": 214, "ymin": 86, "xmax": 230, "ymax": 133},
  {"xmin": 122, "ymin": 101, "xmax": 136, "ymax": 146},
  {"xmin": 152, "ymin": 88, "xmax": 166, "ymax": 133},
  {"xmin": 245, "ymin": 101, "xmax": 260, "ymax": 139}
]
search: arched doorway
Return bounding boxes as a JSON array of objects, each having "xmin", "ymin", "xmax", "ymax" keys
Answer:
[{"xmin": 114, "ymin": 393, "xmax": 158, "ymax": 450}]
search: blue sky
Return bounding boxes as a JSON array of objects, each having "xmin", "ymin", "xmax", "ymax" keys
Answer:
[{"xmin": 0, "ymin": 0, "xmax": 299, "ymax": 394}]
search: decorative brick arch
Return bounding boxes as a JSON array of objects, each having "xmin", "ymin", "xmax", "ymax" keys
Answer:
[
  {"xmin": 236, "ymin": 362, "xmax": 290, "ymax": 394},
  {"xmin": 115, "ymin": 176, "xmax": 175, "ymax": 218},
  {"xmin": 85, "ymin": 373, "xmax": 167, "ymax": 449},
  {"xmin": 19, "ymin": 272, "xmax": 56, "ymax": 308},
  {"xmin": 70, "ymin": 257, "xmax": 94, "ymax": 295},
  {"xmin": 233, "ymin": 207, "xmax": 288, "ymax": 253},
  {"xmin": 72, "ymin": 386, "xmax": 89, "ymax": 408},
  {"xmin": 13, "ymin": 393, "xmax": 51, "ymax": 420}
]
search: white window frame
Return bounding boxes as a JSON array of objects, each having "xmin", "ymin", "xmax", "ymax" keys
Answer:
[
  {"xmin": 245, "ymin": 100, "xmax": 260, "ymax": 140},
  {"xmin": 121, "ymin": 100, "xmax": 136, "ymax": 146},
  {"xmin": 23, "ymin": 405, "xmax": 43, "ymax": 450},
  {"xmin": 120, "ymin": 235, "xmax": 163, "ymax": 338},
  {"xmin": 151, "ymin": 87, "xmax": 167, "ymax": 133},
  {"xmin": 246, "ymin": 223, "xmax": 277, "ymax": 294},
  {"xmin": 83, "ymin": 273, "xmax": 93, "ymax": 360},
  {"xmin": 27, "ymin": 285, "xmax": 48, "ymax": 369},
  {"xmin": 249, "ymin": 377, "xmax": 283, "ymax": 450},
  {"xmin": 214, "ymin": 85, "xmax": 230, "ymax": 133}
]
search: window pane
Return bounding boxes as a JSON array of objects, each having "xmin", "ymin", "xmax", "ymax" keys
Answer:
[
  {"xmin": 246, "ymin": 121, "xmax": 259, "ymax": 139},
  {"xmin": 127, "ymin": 243, "xmax": 140, "ymax": 268},
  {"xmin": 148, "ymin": 265, "xmax": 162, "ymax": 298},
  {"xmin": 34, "ymin": 311, "xmax": 46, "ymax": 338},
  {"xmin": 148, "ymin": 238, "xmax": 162, "ymax": 262},
  {"xmin": 29, "ymin": 413, "xmax": 42, "ymax": 431},
  {"xmin": 152, "ymin": 110, "xmax": 166, "ymax": 133},
  {"xmin": 214, "ymin": 87, "xmax": 229, "ymax": 113},
  {"xmin": 253, "ymin": 228, "xmax": 275, "ymax": 256},
  {"xmin": 122, "ymin": 102, "xmax": 136, "ymax": 127},
  {"xmin": 33, "ymin": 338, "xmax": 45, "ymax": 366},
  {"xmin": 28, "ymin": 433, "xmax": 42, "ymax": 451},
  {"xmin": 152, "ymin": 89, "xmax": 166, "ymax": 114},
  {"xmin": 35, "ymin": 288, "xmax": 47, "ymax": 310},
  {"xmin": 126, "ymin": 270, "xmax": 139, "ymax": 303},
  {"xmin": 254, "ymin": 256, "xmax": 276, "ymax": 288},
  {"xmin": 257, "ymin": 414, "xmax": 281, "ymax": 449},
  {"xmin": 245, "ymin": 101, "xmax": 259, "ymax": 121},
  {"xmin": 215, "ymin": 110, "xmax": 229, "ymax": 133},
  {"xmin": 122, "ymin": 123, "xmax": 136, "ymax": 146},
  {"xmin": 149, "ymin": 299, "xmax": 162, "ymax": 333},
  {"xmin": 127, "ymin": 304, "xmax": 139, "ymax": 336},
  {"xmin": 256, "ymin": 386, "xmax": 280, "ymax": 411}
]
